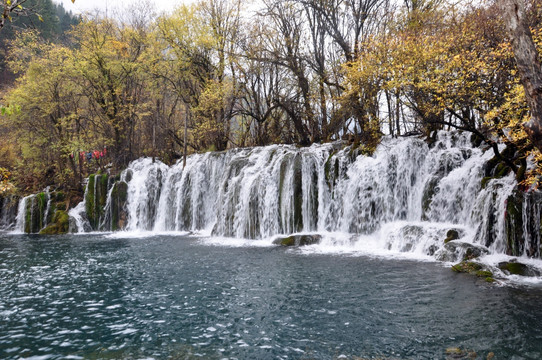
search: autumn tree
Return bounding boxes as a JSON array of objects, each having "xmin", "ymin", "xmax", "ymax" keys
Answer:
[{"xmin": 498, "ymin": 0, "xmax": 542, "ymax": 152}]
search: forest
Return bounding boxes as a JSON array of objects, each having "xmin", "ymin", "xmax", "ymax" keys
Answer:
[{"xmin": 0, "ymin": 0, "xmax": 541, "ymax": 196}]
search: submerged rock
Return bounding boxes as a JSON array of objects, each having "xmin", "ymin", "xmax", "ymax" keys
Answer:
[{"xmin": 273, "ymin": 234, "xmax": 322, "ymax": 247}]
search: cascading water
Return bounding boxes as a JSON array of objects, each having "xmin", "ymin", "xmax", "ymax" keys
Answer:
[
  {"xmin": 71, "ymin": 131, "xmax": 541, "ymax": 262},
  {"xmin": 12, "ymin": 189, "xmax": 52, "ymax": 234},
  {"xmin": 0, "ymin": 194, "xmax": 19, "ymax": 231}
]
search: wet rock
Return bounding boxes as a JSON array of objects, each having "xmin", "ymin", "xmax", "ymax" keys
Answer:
[
  {"xmin": 0, "ymin": 194, "xmax": 19, "ymax": 230},
  {"xmin": 436, "ymin": 241, "xmax": 488, "ymax": 262},
  {"xmin": 451, "ymin": 261, "xmax": 483, "ymax": 273},
  {"xmin": 498, "ymin": 260, "xmax": 542, "ymax": 277},
  {"xmin": 444, "ymin": 229, "xmax": 460, "ymax": 243},
  {"xmin": 111, "ymin": 181, "xmax": 128, "ymax": 231},
  {"xmin": 273, "ymin": 234, "xmax": 322, "ymax": 247}
]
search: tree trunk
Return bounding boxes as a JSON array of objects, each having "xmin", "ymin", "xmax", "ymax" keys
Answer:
[{"xmin": 499, "ymin": 0, "xmax": 542, "ymax": 150}]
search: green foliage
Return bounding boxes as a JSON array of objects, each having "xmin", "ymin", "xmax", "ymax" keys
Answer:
[
  {"xmin": 0, "ymin": 166, "xmax": 14, "ymax": 194},
  {"xmin": 2, "ymin": 0, "xmax": 542, "ymax": 193}
]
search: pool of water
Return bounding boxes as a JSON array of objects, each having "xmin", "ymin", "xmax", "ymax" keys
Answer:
[{"xmin": 1, "ymin": 233, "xmax": 542, "ymax": 359}]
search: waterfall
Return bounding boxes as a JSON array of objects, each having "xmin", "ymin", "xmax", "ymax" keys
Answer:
[
  {"xmin": 0, "ymin": 194, "xmax": 19, "ymax": 231},
  {"xmin": 12, "ymin": 189, "xmax": 52, "ymax": 234},
  {"xmin": 67, "ymin": 131, "xmax": 542, "ymax": 259},
  {"xmin": 68, "ymin": 186, "xmax": 91, "ymax": 233}
]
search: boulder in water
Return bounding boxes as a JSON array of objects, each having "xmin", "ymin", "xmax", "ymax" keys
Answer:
[
  {"xmin": 451, "ymin": 261, "xmax": 495, "ymax": 282},
  {"xmin": 498, "ymin": 260, "xmax": 542, "ymax": 277},
  {"xmin": 273, "ymin": 234, "xmax": 322, "ymax": 247},
  {"xmin": 436, "ymin": 241, "xmax": 488, "ymax": 262}
]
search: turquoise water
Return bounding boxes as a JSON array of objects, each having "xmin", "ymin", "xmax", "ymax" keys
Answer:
[{"xmin": 1, "ymin": 234, "xmax": 542, "ymax": 359}]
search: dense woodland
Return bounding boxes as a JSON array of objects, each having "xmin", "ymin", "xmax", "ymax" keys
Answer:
[{"xmin": 0, "ymin": 0, "xmax": 541, "ymax": 195}]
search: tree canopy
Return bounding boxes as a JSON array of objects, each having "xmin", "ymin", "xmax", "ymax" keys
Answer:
[{"xmin": 1, "ymin": 0, "xmax": 542, "ymax": 194}]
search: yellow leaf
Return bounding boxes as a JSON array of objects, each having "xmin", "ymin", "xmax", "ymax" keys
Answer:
[
  {"xmin": 38, "ymin": 15, "xmax": 44, "ymax": 22},
  {"xmin": 7, "ymin": 0, "xmax": 11, "ymax": 6}
]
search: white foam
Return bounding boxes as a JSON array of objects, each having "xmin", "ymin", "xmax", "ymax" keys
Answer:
[{"xmin": 104, "ymin": 231, "xmax": 191, "ymax": 239}]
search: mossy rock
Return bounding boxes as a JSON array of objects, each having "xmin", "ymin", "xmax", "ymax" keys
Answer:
[
  {"xmin": 55, "ymin": 202, "xmax": 67, "ymax": 211},
  {"xmin": 39, "ymin": 210, "xmax": 69, "ymax": 235},
  {"xmin": 451, "ymin": 261, "xmax": 482, "ymax": 274},
  {"xmin": 484, "ymin": 156, "xmax": 500, "ymax": 177},
  {"xmin": 85, "ymin": 175, "xmax": 96, "ymax": 228},
  {"xmin": 444, "ymin": 229, "xmax": 460, "ymax": 243},
  {"xmin": 498, "ymin": 260, "xmax": 541, "ymax": 277},
  {"xmin": 516, "ymin": 163, "xmax": 526, "ymax": 182},
  {"xmin": 273, "ymin": 234, "xmax": 322, "ymax": 247},
  {"xmin": 476, "ymin": 270, "xmax": 493, "ymax": 278},
  {"xmin": 53, "ymin": 191, "xmax": 66, "ymax": 202},
  {"xmin": 452, "ymin": 261, "xmax": 496, "ymax": 283}
]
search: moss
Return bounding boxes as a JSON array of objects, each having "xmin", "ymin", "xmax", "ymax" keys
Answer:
[
  {"xmin": 85, "ymin": 174, "xmax": 96, "ymax": 229},
  {"xmin": 99, "ymin": 174, "xmax": 109, "ymax": 207},
  {"xmin": 499, "ymin": 261, "xmax": 528, "ymax": 275},
  {"xmin": 451, "ymin": 261, "xmax": 482, "ymax": 274},
  {"xmin": 274, "ymin": 234, "xmax": 322, "ymax": 246},
  {"xmin": 39, "ymin": 210, "xmax": 69, "ymax": 235},
  {"xmin": 279, "ymin": 236, "xmax": 296, "ymax": 246},
  {"xmin": 54, "ymin": 191, "xmax": 65, "ymax": 202},
  {"xmin": 480, "ymin": 176, "xmax": 492, "ymax": 189},
  {"xmin": 452, "ymin": 261, "xmax": 497, "ymax": 284},
  {"xmin": 94, "ymin": 174, "xmax": 109, "ymax": 229},
  {"xmin": 36, "ymin": 192, "xmax": 48, "ymax": 230},
  {"xmin": 24, "ymin": 197, "xmax": 32, "ymax": 233},
  {"xmin": 484, "ymin": 156, "xmax": 500, "ymax": 177},
  {"xmin": 84, "ymin": 173, "xmax": 110, "ymax": 230},
  {"xmin": 476, "ymin": 270, "xmax": 493, "ymax": 278},
  {"xmin": 494, "ymin": 163, "xmax": 510, "ymax": 178},
  {"xmin": 55, "ymin": 202, "xmax": 66, "ymax": 211}
]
